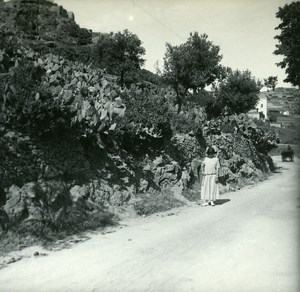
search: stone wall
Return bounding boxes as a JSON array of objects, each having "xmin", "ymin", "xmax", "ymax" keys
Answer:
[
  {"xmin": 0, "ymin": 129, "xmax": 274, "ymax": 233},
  {"xmin": 0, "ymin": 131, "xmax": 88, "ymax": 188}
]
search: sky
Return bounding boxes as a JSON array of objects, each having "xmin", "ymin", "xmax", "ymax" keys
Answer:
[{"xmin": 54, "ymin": 0, "xmax": 295, "ymax": 88}]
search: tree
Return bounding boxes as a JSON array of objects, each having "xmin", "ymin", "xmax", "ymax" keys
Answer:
[
  {"xmin": 264, "ymin": 76, "xmax": 278, "ymax": 91},
  {"xmin": 274, "ymin": 2, "xmax": 300, "ymax": 87},
  {"xmin": 163, "ymin": 32, "xmax": 224, "ymax": 111},
  {"xmin": 137, "ymin": 69, "xmax": 162, "ymax": 86},
  {"xmin": 92, "ymin": 30, "xmax": 145, "ymax": 86},
  {"xmin": 212, "ymin": 70, "xmax": 262, "ymax": 115}
]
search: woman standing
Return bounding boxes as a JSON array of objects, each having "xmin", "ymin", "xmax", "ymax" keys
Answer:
[{"xmin": 200, "ymin": 146, "xmax": 220, "ymax": 206}]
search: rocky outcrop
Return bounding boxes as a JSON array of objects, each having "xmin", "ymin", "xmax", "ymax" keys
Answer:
[
  {"xmin": 1, "ymin": 179, "xmax": 118, "ymax": 234},
  {"xmin": 0, "ymin": 131, "xmax": 88, "ymax": 188},
  {"xmin": 0, "ymin": 0, "xmax": 92, "ymax": 56},
  {"xmin": 0, "ymin": 128, "xmax": 275, "ymax": 234},
  {"xmin": 204, "ymin": 133, "xmax": 272, "ymax": 192},
  {"xmin": 144, "ymin": 155, "xmax": 181, "ymax": 189},
  {"xmin": 0, "ymin": 0, "xmax": 277, "ymax": 239}
]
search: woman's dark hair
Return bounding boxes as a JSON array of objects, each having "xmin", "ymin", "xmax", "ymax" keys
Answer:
[{"xmin": 206, "ymin": 146, "xmax": 216, "ymax": 155}]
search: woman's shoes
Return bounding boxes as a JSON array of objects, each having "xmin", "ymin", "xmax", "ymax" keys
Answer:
[{"xmin": 200, "ymin": 201, "xmax": 216, "ymax": 206}]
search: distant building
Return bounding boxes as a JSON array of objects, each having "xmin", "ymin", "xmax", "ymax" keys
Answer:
[
  {"xmin": 247, "ymin": 93, "xmax": 267, "ymax": 120},
  {"xmin": 256, "ymin": 94, "xmax": 267, "ymax": 119},
  {"xmin": 282, "ymin": 110, "xmax": 290, "ymax": 116},
  {"xmin": 270, "ymin": 122, "xmax": 282, "ymax": 128}
]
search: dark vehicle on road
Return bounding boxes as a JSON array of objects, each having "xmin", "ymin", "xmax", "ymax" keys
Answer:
[{"xmin": 281, "ymin": 145, "xmax": 294, "ymax": 162}]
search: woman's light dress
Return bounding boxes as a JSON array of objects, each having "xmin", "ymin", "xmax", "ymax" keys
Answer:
[{"xmin": 201, "ymin": 157, "xmax": 220, "ymax": 201}]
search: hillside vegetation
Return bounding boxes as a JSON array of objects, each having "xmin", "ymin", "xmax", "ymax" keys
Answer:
[{"xmin": 0, "ymin": 0, "xmax": 278, "ymax": 248}]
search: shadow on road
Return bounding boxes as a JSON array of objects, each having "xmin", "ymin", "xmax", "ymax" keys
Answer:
[
  {"xmin": 215, "ymin": 199, "xmax": 231, "ymax": 205},
  {"xmin": 273, "ymin": 165, "xmax": 291, "ymax": 173}
]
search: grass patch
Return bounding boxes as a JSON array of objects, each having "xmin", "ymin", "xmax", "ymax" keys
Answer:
[
  {"xmin": 181, "ymin": 181, "xmax": 201, "ymax": 201},
  {"xmin": 133, "ymin": 190, "xmax": 184, "ymax": 216},
  {"xmin": 0, "ymin": 231, "xmax": 41, "ymax": 255},
  {"xmin": 0, "ymin": 209, "xmax": 116, "ymax": 256}
]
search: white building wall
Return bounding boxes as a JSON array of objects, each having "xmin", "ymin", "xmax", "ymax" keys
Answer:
[{"xmin": 255, "ymin": 96, "xmax": 267, "ymax": 119}]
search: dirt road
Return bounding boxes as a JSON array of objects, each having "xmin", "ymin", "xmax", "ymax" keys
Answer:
[{"xmin": 0, "ymin": 157, "xmax": 299, "ymax": 292}]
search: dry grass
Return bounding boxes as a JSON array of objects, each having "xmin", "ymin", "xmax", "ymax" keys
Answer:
[{"xmin": 133, "ymin": 190, "xmax": 185, "ymax": 216}]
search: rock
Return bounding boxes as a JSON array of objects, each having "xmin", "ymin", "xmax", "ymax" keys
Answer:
[
  {"xmin": 4, "ymin": 131, "xmax": 16, "ymax": 139},
  {"xmin": 139, "ymin": 179, "xmax": 149, "ymax": 192},
  {"xmin": 121, "ymin": 177, "xmax": 129, "ymax": 183},
  {"xmin": 6, "ymin": 256, "xmax": 22, "ymax": 264},
  {"xmin": 4, "ymin": 185, "xmax": 27, "ymax": 223},
  {"xmin": 239, "ymin": 163, "xmax": 255, "ymax": 178},
  {"xmin": 153, "ymin": 156, "xmax": 164, "ymax": 167},
  {"xmin": 44, "ymin": 165, "xmax": 60, "ymax": 179},
  {"xmin": 67, "ymin": 11, "xmax": 75, "ymax": 21},
  {"xmin": 69, "ymin": 185, "xmax": 90, "ymax": 203},
  {"xmin": 164, "ymin": 163, "xmax": 176, "ymax": 173},
  {"xmin": 170, "ymin": 134, "xmax": 203, "ymax": 162},
  {"xmin": 142, "ymin": 164, "xmax": 151, "ymax": 171},
  {"xmin": 0, "ymin": 208, "xmax": 9, "ymax": 233},
  {"xmin": 154, "ymin": 167, "xmax": 163, "ymax": 182},
  {"xmin": 110, "ymin": 187, "xmax": 131, "ymax": 206},
  {"xmin": 39, "ymin": 180, "xmax": 70, "ymax": 210},
  {"xmin": 22, "ymin": 182, "xmax": 43, "ymax": 200},
  {"xmin": 191, "ymin": 158, "xmax": 203, "ymax": 179},
  {"xmin": 159, "ymin": 172, "xmax": 178, "ymax": 185},
  {"xmin": 89, "ymin": 182, "xmax": 113, "ymax": 204},
  {"xmin": 25, "ymin": 205, "xmax": 43, "ymax": 221}
]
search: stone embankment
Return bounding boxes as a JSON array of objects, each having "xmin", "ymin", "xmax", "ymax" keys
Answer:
[{"xmin": 0, "ymin": 127, "xmax": 274, "ymax": 234}]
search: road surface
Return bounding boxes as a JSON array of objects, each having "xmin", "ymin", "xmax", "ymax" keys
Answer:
[{"xmin": 0, "ymin": 157, "xmax": 299, "ymax": 292}]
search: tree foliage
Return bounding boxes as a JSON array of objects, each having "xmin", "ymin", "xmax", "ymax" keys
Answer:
[
  {"xmin": 264, "ymin": 76, "xmax": 278, "ymax": 91},
  {"xmin": 163, "ymin": 32, "xmax": 224, "ymax": 110},
  {"xmin": 92, "ymin": 30, "xmax": 145, "ymax": 86},
  {"xmin": 274, "ymin": 2, "xmax": 300, "ymax": 87},
  {"xmin": 211, "ymin": 70, "xmax": 261, "ymax": 116},
  {"xmin": 137, "ymin": 69, "xmax": 163, "ymax": 86}
]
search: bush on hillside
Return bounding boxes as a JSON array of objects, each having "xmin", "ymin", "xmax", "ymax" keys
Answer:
[
  {"xmin": 0, "ymin": 43, "xmax": 129, "ymax": 141},
  {"xmin": 170, "ymin": 104, "xmax": 206, "ymax": 135},
  {"xmin": 2, "ymin": 59, "xmax": 74, "ymax": 137},
  {"xmin": 113, "ymin": 85, "xmax": 172, "ymax": 154},
  {"xmin": 203, "ymin": 114, "xmax": 278, "ymax": 154}
]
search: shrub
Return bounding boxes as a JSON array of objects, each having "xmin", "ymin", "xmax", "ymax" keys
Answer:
[
  {"xmin": 247, "ymin": 127, "xmax": 278, "ymax": 154},
  {"xmin": 133, "ymin": 190, "xmax": 184, "ymax": 216},
  {"xmin": 203, "ymin": 113, "xmax": 278, "ymax": 154},
  {"xmin": 2, "ymin": 59, "xmax": 75, "ymax": 138},
  {"xmin": 170, "ymin": 111, "xmax": 203, "ymax": 135},
  {"xmin": 114, "ymin": 85, "xmax": 172, "ymax": 154}
]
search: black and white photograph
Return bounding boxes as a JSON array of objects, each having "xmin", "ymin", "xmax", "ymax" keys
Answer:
[{"xmin": 0, "ymin": 0, "xmax": 299, "ymax": 291}]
